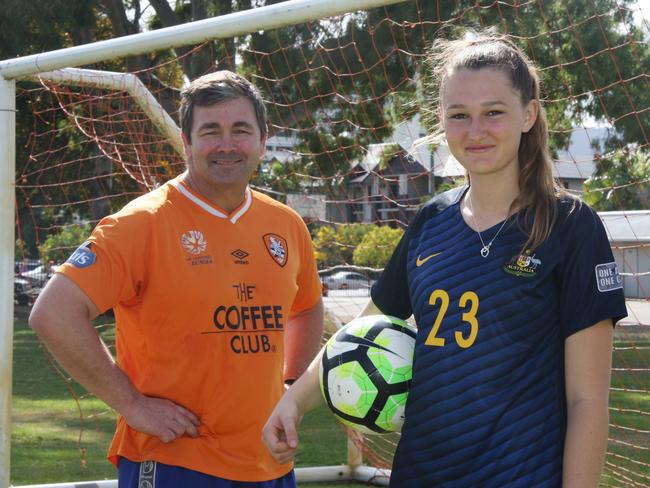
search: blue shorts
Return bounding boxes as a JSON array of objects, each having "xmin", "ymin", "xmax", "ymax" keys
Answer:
[{"xmin": 118, "ymin": 458, "xmax": 296, "ymax": 488}]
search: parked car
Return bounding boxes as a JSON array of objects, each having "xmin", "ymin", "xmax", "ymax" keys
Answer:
[
  {"xmin": 321, "ymin": 271, "xmax": 374, "ymax": 295},
  {"xmin": 18, "ymin": 263, "xmax": 55, "ymax": 287},
  {"xmin": 15, "ymin": 259, "xmax": 41, "ymax": 274},
  {"xmin": 14, "ymin": 277, "xmax": 32, "ymax": 306}
]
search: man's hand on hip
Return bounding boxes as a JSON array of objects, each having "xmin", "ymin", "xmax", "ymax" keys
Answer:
[{"xmin": 122, "ymin": 395, "xmax": 201, "ymax": 443}]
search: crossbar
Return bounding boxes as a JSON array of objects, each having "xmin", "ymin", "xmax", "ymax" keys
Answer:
[{"xmin": 0, "ymin": 0, "xmax": 407, "ymax": 80}]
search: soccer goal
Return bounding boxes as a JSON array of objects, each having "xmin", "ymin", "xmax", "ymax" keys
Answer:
[{"xmin": 2, "ymin": 0, "xmax": 649, "ymax": 487}]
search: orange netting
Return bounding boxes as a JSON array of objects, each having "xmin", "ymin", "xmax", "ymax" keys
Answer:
[{"xmin": 14, "ymin": 1, "xmax": 649, "ymax": 486}]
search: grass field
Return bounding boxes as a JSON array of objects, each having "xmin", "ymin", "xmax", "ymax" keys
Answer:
[
  {"xmin": 10, "ymin": 309, "xmax": 650, "ymax": 487},
  {"xmin": 604, "ymin": 325, "xmax": 650, "ymax": 487},
  {"xmin": 10, "ymin": 312, "xmax": 365, "ymax": 487}
]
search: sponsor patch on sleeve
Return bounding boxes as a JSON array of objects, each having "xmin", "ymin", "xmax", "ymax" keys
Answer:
[
  {"xmin": 66, "ymin": 242, "xmax": 97, "ymax": 268},
  {"xmin": 595, "ymin": 262, "xmax": 623, "ymax": 292}
]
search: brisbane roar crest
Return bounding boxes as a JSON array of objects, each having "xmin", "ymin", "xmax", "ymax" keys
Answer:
[{"xmin": 263, "ymin": 233, "xmax": 288, "ymax": 267}]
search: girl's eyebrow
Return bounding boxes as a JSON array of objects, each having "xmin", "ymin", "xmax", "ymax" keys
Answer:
[{"xmin": 446, "ymin": 100, "xmax": 508, "ymax": 110}]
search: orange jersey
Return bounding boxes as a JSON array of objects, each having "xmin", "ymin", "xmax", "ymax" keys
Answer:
[{"xmin": 58, "ymin": 176, "xmax": 322, "ymax": 481}]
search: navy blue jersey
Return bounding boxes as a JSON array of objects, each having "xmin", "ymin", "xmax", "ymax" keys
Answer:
[{"xmin": 371, "ymin": 186, "xmax": 627, "ymax": 488}]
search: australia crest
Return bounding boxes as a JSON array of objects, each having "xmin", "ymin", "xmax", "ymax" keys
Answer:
[{"xmin": 504, "ymin": 250, "xmax": 541, "ymax": 277}]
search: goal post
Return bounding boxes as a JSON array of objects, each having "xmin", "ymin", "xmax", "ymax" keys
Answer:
[
  {"xmin": 3, "ymin": 1, "xmax": 649, "ymax": 487},
  {"xmin": 0, "ymin": 0, "xmax": 408, "ymax": 80},
  {"xmin": 0, "ymin": 76, "xmax": 15, "ymax": 488},
  {"xmin": 31, "ymin": 68, "xmax": 185, "ymax": 157}
]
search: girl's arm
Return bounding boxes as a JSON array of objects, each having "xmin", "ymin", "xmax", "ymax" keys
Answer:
[
  {"xmin": 262, "ymin": 298, "xmax": 384, "ymax": 463},
  {"xmin": 563, "ymin": 319, "xmax": 614, "ymax": 487}
]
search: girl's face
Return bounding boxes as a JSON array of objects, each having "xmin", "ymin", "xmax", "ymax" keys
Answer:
[{"xmin": 440, "ymin": 68, "xmax": 538, "ymax": 179}]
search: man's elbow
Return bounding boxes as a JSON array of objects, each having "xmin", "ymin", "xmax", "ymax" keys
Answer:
[
  {"xmin": 28, "ymin": 274, "xmax": 91, "ymax": 335},
  {"xmin": 28, "ymin": 297, "xmax": 56, "ymax": 336}
]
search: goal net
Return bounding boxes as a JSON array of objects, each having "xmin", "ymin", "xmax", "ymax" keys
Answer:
[{"xmin": 10, "ymin": 0, "xmax": 649, "ymax": 486}]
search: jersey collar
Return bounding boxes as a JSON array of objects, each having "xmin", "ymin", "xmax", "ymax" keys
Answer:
[{"xmin": 170, "ymin": 177, "xmax": 252, "ymax": 224}]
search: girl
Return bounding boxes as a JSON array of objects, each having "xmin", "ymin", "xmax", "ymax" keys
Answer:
[{"xmin": 262, "ymin": 32, "xmax": 627, "ymax": 487}]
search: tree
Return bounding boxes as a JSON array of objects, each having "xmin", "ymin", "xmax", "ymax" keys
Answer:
[
  {"xmin": 6, "ymin": 0, "xmax": 648, "ymax": 258},
  {"xmin": 312, "ymin": 223, "xmax": 373, "ymax": 268},
  {"xmin": 38, "ymin": 224, "xmax": 92, "ymax": 264},
  {"xmin": 583, "ymin": 148, "xmax": 650, "ymax": 211},
  {"xmin": 1, "ymin": 0, "xmax": 100, "ymax": 257},
  {"xmin": 353, "ymin": 226, "xmax": 403, "ymax": 268},
  {"xmin": 440, "ymin": 0, "xmax": 648, "ymax": 153}
]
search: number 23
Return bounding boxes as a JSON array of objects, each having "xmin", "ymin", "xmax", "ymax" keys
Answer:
[{"xmin": 425, "ymin": 289, "xmax": 479, "ymax": 348}]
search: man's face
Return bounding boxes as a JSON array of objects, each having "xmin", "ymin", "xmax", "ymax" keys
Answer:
[{"xmin": 183, "ymin": 97, "xmax": 266, "ymax": 198}]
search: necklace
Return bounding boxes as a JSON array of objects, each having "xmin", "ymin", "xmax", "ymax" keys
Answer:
[{"xmin": 466, "ymin": 191, "xmax": 510, "ymax": 258}]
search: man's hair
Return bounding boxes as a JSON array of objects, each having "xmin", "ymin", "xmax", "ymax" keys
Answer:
[{"xmin": 179, "ymin": 70, "xmax": 268, "ymax": 142}]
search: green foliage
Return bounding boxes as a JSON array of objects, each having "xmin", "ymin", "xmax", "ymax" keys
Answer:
[
  {"xmin": 38, "ymin": 224, "xmax": 92, "ymax": 264},
  {"xmin": 15, "ymin": 239, "xmax": 29, "ymax": 261},
  {"xmin": 353, "ymin": 226, "xmax": 404, "ymax": 268},
  {"xmin": 312, "ymin": 223, "xmax": 373, "ymax": 268},
  {"xmin": 251, "ymin": 160, "xmax": 304, "ymax": 196},
  {"xmin": 7, "ymin": 0, "xmax": 650, "ymax": 265},
  {"xmin": 583, "ymin": 149, "xmax": 650, "ymax": 211},
  {"xmin": 433, "ymin": 178, "xmax": 466, "ymax": 197}
]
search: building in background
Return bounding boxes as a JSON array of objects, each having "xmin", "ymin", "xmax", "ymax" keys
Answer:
[
  {"xmin": 600, "ymin": 211, "xmax": 650, "ymax": 298},
  {"xmin": 325, "ymin": 143, "xmax": 429, "ymax": 225}
]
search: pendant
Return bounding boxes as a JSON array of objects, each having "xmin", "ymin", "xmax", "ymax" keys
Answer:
[{"xmin": 480, "ymin": 245, "xmax": 490, "ymax": 258}]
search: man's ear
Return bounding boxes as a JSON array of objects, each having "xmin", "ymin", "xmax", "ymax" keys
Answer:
[
  {"xmin": 259, "ymin": 130, "xmax": 268, "ymax": 158},
  {"xmin": 182, "ymin": 132, "xmax": 191, "ymax": 159}
]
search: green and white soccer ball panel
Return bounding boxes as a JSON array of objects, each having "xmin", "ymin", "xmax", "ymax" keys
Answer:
[
  {"xmin": 367, "ymin": 327, "xmax": 414, "ymax": 384},
  {"xmin": 325, "ymin": 361, "xmax": 378, "ymax": 419},
  {"xmin": 375, "ymin": 392, "xmax": 408, "ymax": 432}
]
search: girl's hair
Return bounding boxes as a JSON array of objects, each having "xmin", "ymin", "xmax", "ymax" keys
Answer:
[{"xmin": 423, "ymin": 29, "xmax": 570, "ymax": 251}]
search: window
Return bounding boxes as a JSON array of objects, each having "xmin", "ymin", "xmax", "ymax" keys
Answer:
[{"xmin": 399, "ymin": 174, "xmax": 408, "ymax": 195}]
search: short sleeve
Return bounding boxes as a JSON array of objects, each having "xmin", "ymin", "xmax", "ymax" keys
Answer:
[
  {"xmin": 57, "ymin": 211, "xmax": 150, "ymax": 314},
  {"xmin": 557, "ymin": 203, "xmax": 627, "ymax": 337},
  {"xmin": 289, "ymin": 217, "xmax": 322, "ymax": 314},
  {"xmin": 371, "ymin": 222, "xmax": 414, "ymax": 320}
]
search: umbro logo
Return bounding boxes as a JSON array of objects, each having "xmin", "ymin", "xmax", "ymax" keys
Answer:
[
  {"xmin": 231, "ymin": 249, "xmax": 249, "ymax": 265},
  {"xmin": 416, "ymin": 252, "xmax": 442, "ymax": 267}
]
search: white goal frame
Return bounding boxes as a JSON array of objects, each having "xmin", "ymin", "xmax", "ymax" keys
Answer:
[{"xmin": 0, "ymin": 1, "xmax": 406, "ymax": 486}]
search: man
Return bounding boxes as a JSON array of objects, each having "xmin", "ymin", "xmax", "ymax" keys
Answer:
[{"xmin": 29, "ymin": 70, "xmax": 324, "ymax": 487}]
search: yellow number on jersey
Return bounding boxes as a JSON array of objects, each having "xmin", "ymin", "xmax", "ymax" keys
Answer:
[
  {"xmin": 425, "ymin": 289, "xmax": 479, "ymax": 348},
  {"xmin": 425, "ymin": 289, "xmax": 449, "ymax": 346},
  {"xmin": 456, "ymin": 291, "xmax": 479, "ymax": 348}
]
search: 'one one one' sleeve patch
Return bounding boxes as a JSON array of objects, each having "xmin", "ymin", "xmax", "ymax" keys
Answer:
[{"xmin": 595, "ymin": 262, "xmax": 623, "ymax": 292}]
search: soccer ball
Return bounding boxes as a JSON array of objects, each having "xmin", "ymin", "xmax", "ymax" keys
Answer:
[{"xmin": 319, "ymin": 314, "xmax": 417, "ymax": 434}]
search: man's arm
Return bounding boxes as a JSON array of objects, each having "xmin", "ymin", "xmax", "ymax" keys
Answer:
[
  {"xmin": 283, "ymin": 298, "xmax": 324, "ymax": 383},
  {"xmin": 29, "ymin": 273, "xmax": 200, "ymax": 443},
  {"xmin": 563, "ymin": 319, "xmax": 614, "ymax": 487}
]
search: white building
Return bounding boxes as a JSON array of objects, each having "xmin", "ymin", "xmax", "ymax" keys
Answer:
[
  {"xmin": 265, "ymin": 133, "xmax": 298, "ymax": 163},
  {"xmin": 554, "ymin": 127, "xmax": 608, "ymax": 193}
]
